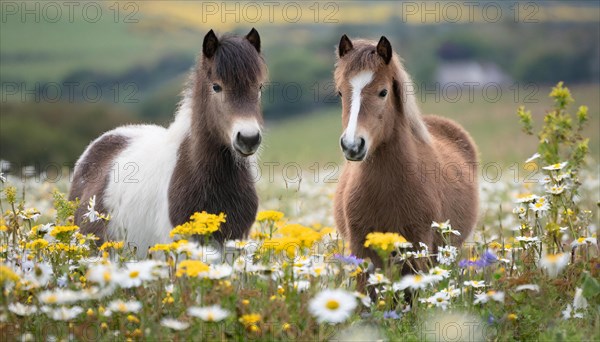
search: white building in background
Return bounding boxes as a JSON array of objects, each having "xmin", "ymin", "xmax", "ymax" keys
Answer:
[{"xmin": 435, "ymin": 61, "xmax": 511, "ymax": 86}]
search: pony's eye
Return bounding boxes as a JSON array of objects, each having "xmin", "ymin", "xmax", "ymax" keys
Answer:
[
  {"xmin": 379, "ymin": 89, "xmax": 388, "ymax": 97},
  {"xmin": 259, "ymin": 84, "xmax": 264, "ymax": 91},
  {"xmin": 338, "ymin": 91, "xmax": 342, "ymax": 97},
  {"xmin": 212, "ymin": 84, "xmax": 222, "ymax": 93}
]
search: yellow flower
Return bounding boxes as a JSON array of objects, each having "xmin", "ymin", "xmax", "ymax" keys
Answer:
[
  {"xmin": 256, "ymin": 210, "xmax": 284, "ymax": 222},
  {"xmin": 25, "ymin": 239, "xmax": 49, "ymax": 250},
  {"xmin": 127, "ymin": 315, "xmax": 140, "ymax": 324},
  {"xmin": 279, "ymin": 224, "xmax": 322, "ymax": 248},
  {"xmin": 250, "ymin": 231, "xmax": 269, "ymax": 240},
  {"xmin": 149, "ymin": 240, "xmax": 189, "ymax": 253},
  {"xmin": 0, "ymin": 221, "xmax": 8, "ymax": 232},
  {"xmin": 239, "ymin": 313, "xmax": 261, "ymax": 327},
  {"xmin": 99, "ymin": 241, "xmax": 124, "ymax": 251},
  {"xmin": 364, "ymin": 232, "xmax": 410, "ymax": 253},
  {"xmin": 507, "ymin": 313, "xmax": 517, "ymax": 321},
  {"xmin": 50, "ymin": 225, "xmax": 79, "ymax": 238},
  {"xmin": 0, "ymin": 264, "xmax": 20, "ymax": 285},
  {"xmin": 175, "ymin": 260, "xmax": 209, "ymax": 277},
  {"xmin": 169, "ymin": 212, "xmax": 225, "ymax": 238}
]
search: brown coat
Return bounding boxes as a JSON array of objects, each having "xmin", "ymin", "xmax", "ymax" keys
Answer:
[{"xmin": 333, "ymin": 36, "xmax": 479, "ymax": 268}]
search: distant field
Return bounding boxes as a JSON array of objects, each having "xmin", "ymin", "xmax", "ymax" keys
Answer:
[
  {"xmin": 262, "ymin": 84, "xmax": 600, "ymax": 166},
  {"xmin": 1, "ymin": 1, "xmax": 598, "ymax": 83}
]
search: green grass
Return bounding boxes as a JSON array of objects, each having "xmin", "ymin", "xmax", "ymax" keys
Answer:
[
  {"xmin": 263, "ymin": 84, "xmax": 600, "ymax": 166},
  {"xmin": 0, "ymin": 13, "xmax": 199, "ymax": 83}
]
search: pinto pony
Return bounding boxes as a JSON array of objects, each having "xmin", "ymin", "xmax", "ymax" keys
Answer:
[
  {"xmin": 333, "ymin": 35, "xmax": 479, "ymax": 269},
  {"xmin": 70, "ymin": 29, "xmax": 267, "ymax": 252}
]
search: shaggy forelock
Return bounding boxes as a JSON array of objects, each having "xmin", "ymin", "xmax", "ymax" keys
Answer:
[
  {"xmin": 214, "ymin": 35, "xmax": 266, "ymax": 89},
  {"xmin": 337, "ymin": 40, "xmax": 386, "ymax": 76}
]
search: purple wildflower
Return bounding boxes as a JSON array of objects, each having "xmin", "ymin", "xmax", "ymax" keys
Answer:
[
  {"xmin": 334, "ymin": 254, "xmax": 364, "ymax": 266},
  {"xmin": 383, "ymin": 310, "xmax": 401, "ymax": 320},
  {"xmin": 459, "ymin": 250, "xmax": 497, "ymax": 269}
]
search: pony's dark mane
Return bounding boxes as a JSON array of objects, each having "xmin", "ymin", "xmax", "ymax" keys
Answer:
[{"xmin": 212, "ymin": 35, "xmax": 266, "ymax": 94}]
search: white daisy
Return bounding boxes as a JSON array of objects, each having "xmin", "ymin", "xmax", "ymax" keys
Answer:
[
  {"xmin": 546, "ymin": 185, "xmax": 566, "ymax": 195},
  {"xmin": 107, "ymin": 300, "xmax": 142, "ymax": 314},
  {"xmin": 353, "ymin": 291, "xmax": 372, "ymax": 307},
  {"xmin": 562, "ymin": 288, "xmax": 588, "ymax": 319},
  {"xmin": 393, "ymin": 274, "xmax": 438, "ymax": 291},
  {"xmin": 431, "ymin": 220, "xmax": 461, "ymax": 236},
  {"xmin": 516, "ymin": 236, "xmax": 541, "ymax": 246},
  {"xmin": 423, "ymin": 291, "xmax": 451, "ymax": 310},
  {"xmin": 515, "ymin": 194, "xmax": 539, "ymax": 203},
  {"xmin": 8, "ymin": 303, "xmax": 37, "ymax": 316},
  {"xmin": 515, "ymin": 284, "xmax": 540, "ymax": 292},
  {"xmin": 542, "ymin": 162, "xmax": 568, "ymax": 171},
  {"xmin": 529, "ymin": 201, "xmax": 550, "ymax": 213},
  {"xmin": 23, "ymin": 262, "xmax": 53, "ymax": 287},
  {"xmin": 187, "ymin": 305, "xmax": 229, "ymax": 322},
  {"xmin": 513, "ymin": 206, "xmax": 527, "ymax": 218},
  {"xmin": 367, "ymin": 273, "xmax": 390, "ymax": 286},
  {"xmin": 436, "ymin": 245, "xmax": 458, "ymax": 265},
  {"xmin": 203, "ymin": 264, "xmax": 233, "ymax": 279},
  {"xmin": 160, "ymin": 318, "xmax": 190, "ymax": 331},
  {"xmin": 463, "ymin": 280, "xmax": 486, "ymax": 288},
  {"xmin": 525, "ymin": 152, "xmax": 540, "ymax": 163},
  {"xmin": 82, "ymin": 195, "xmax": 100, "ymax": 223},
  {"xmin": 293, "ymin": 280, "xmax": 310, "ymax": 292},
  {"xmin": 46, "ymin": 306, "xmax": 83, "ymax": 321},
  {"xmin": 86, "ymin": 262, "xmax": 117, "ymax": 287},
  {"xmin": 429, "ymin": 266, "xmax": 451, "ymax": 279},
  {"xmin": 114, "ymin": 260, "xmax": 163, "ymax": 288},
  {"xmin": 539, "ymin": 253, "xmax": 569, "ymax": 277},
  {"xmin": 440, "ymin": 285, "xmax": 462, "ymax": 298},
  {"xmin": 38, "ymin": 289, "xmax": 86, "ymax": 305},
  {"xmin": 308, "ymin": 289, "xmax": 357, "ymax": 324},
  {"xmin": 473, "ymin": 290, "xmax": 505, "ymax": 304},
  {"xmin": 571, "ymin": 236, "xmax": 597, "ymax": 248}
]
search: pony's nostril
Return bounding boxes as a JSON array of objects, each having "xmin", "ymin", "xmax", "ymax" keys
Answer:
[
  {"xmin": 237, "ymin": 132, "xmax": 261, "ymax": 150},
  {"xmin": 358, "ymin": 137, "xmax": 366, "ymax": 150}
]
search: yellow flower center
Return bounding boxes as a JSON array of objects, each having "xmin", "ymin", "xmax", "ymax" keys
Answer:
[
  {"xmin": 129, "ymin": 271, "xmax": 139, "ymax": 279},
  {"xmin": 325, "ymin": 300, "xmax": 340, "ymax": 310},
  {"xmin": 546, "ymin": 253, "xmax": 563, "ymax": 262},
  {"xmin": 118, "ymin": 303, "xmax": 127, "ymax": 312},
  {"xmin": 46, "ymin": 295, "xmax": 57, "ymax": 304},
  {"xmin": 103, "ymin": 271, "xmax": 111, "ymax": 282},
  {"xmin": 414, "ymin": 275, "xmax": 422, "ymax": 282},
  {"xmin": 436, "ymin": 297, "xmax": 444, "ymax": 303},
  {"xmin": 207, "ymin": 312, "xmax": 215, "ymax": 321}
]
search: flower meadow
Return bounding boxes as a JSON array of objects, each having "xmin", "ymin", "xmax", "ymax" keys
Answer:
[{"xmin": 1, "ymin": 84, "xmax": 599, "ymax": 341}]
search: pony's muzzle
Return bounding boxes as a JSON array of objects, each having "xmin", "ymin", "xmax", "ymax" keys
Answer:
[
  {"xmin": 234, "ymin": 131, "xmax": 262, "ymax": 156},
  {"xmin": 340, "ymin": 135, "xmax": 367, "ymax": 161}
]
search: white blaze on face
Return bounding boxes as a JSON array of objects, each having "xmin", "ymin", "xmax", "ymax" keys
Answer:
[
  {"xmin": 345, "ymin": 71, "xmax": 374, "ymax": 144},
  {"xmin": 230, "ymin": 118, "xmax": 261, "ymax": 143}
]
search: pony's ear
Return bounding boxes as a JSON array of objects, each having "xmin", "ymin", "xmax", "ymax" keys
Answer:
[
  {"xmin": 338, "ymin": 34, "xmax": 353, "ymax": 58},
  {"xmin": 203, "ymin": 29, "xmax": 219, "ymax": 59},
  {"xmin": 245, "ymin": 28, "xmax": 261, "ymax": 53},
  {"xmin": 376, "ymin": 36, "xmax": 392, "ymax": 65},
  {"xmin": 392, "ymin": 78, "xmax": 404, "ymax": 114}
]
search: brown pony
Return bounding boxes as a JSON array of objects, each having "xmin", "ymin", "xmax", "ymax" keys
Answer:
[
  {"xmin": 69, "ymin": 29, "xmax": 267, "ymax": 253},
  {"xmin": 333, "ymin": 35, "xmax": 479, "ymax": 269}
]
